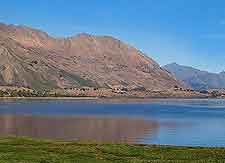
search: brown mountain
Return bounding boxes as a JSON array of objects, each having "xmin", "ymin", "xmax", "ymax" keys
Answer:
[{"xmin": 0, "ymin": 23, "xmax": 181, "ymax": 90}]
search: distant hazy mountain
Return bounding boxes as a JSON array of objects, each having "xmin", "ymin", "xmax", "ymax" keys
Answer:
[
  {"xmin": 163, "ymin": 63, "xmax": 225, "ymax": 90},
  {"xmin": 0, "ymin": 23, "xmax": 181, "ymax": 90}
]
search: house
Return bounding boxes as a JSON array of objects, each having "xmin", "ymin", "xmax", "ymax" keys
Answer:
[{"xmin": 111, "ymin": 85, "xmax": 127, "ymax": 94}]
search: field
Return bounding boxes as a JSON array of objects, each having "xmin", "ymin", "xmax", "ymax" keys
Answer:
[{"xmin": 0, "ymin": 137, "xmax": 225, "ymax": 163}]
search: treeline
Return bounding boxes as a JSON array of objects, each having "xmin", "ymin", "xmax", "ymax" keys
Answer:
[{"xmin": 0, "ymin": 89, "xmax": 68, "ymax": 97}]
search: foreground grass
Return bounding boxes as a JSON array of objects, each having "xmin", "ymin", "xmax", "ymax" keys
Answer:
[{"xmin": 0, "ymin": 137, "xmax": 224, "ymax": 163}]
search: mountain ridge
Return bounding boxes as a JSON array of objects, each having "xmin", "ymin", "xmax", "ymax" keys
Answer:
[
  {"xmin": 163, "ymin": 63, "xmax": 225, "ymax": 90},
  {"xmin": 0, "ymin": 23, "xmax": 181, "ymax": 90}
]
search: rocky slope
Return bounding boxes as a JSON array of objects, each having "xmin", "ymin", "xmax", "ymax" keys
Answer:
[
  {"xmin": 163, "ymin": 63, "xmax": 225, "ymax": 90},
  {"xmin": 0, "ymin": 23, "xmax": 181, "ymax": 90}
]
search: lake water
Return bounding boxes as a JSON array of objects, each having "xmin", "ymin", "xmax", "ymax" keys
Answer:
[{"xmin": 0, "ymin": 98, "xmax": 225, "ymax": 147}]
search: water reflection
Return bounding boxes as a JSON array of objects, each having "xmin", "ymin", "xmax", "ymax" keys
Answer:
[
  {"xmin": 0, "ymin": 99, "xmax": 224, "ymax": 146},
  {"xmin": 0, "ymin": 115, "xmax": 159, "ymax": 143}
]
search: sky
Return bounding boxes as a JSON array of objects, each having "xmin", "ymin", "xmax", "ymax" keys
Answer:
[{"xmin": 0, "ymin": 0, "xmax": 225, "ymax": 72}]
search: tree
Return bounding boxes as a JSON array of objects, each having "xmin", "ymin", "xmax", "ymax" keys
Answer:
[{"xmin": 0, "ymin": 90, "xmax": 5, "ymax": 97}]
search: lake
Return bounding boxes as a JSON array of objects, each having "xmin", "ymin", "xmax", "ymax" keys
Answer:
[{"xmin": 0, "ymin": 98, "xmax": 224, "ymax": 147}]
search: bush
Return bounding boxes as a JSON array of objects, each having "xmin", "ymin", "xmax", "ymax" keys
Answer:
[
  {"xmin": 132, "ymin": 86, "xmax": 146, "ymax": 92},
  {"xmin": 211, "ymin": 91, "xmax": 220, "ymax": 97},
  {"xmin": 0, "ymin": 90, "xmax": 5, "ymax": 97}
]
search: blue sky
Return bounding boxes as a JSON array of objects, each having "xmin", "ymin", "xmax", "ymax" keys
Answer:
[{"xmin": 1, "ymin": 0, "xmax": 225, "ymax": 72}]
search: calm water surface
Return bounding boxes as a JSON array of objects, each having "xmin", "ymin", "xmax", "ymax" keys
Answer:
[{"xmin": 0, "ymin": 98, "xmax": 225, "ymax": 147}]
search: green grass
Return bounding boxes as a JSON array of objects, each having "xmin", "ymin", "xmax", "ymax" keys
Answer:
[{"xmin": 0, "ymin": 137, "xmax": 225, "ymax": 163}]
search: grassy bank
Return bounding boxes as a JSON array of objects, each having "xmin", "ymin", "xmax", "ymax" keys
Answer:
[{"xmin": 0, "ymin": 137, "xmax": 225, "ymax": 163}]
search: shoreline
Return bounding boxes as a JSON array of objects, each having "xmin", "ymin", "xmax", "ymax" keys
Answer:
[
  {"xmin": 0, "ymin": 96, "xmax": 221, "ymax": 100},
  {"xmin": 0, "ymin": 96, "xmax": 209, "ymax": 100}
]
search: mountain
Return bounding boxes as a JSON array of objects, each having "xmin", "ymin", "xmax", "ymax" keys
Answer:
[
  {"xmin": 0, "ymin": 23, "xmax": 181, "ymax": 90},
  {"xmin": 163, "ymin": 63, "xmax": 225, "ymax": 90}
]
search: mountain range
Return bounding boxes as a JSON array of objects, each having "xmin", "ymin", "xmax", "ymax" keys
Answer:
[
  {"xmin": 163, "ymin": 63, "xmax": 225, "ymax": 90},
  {"xmin": 0, "ymin": 23, "xmax": 181, "ymax": 91}
]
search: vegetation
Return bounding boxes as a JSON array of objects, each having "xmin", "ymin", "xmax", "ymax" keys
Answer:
[
  {"xmin": 0, "ymin": 89, "xmax": 69, "ymax": 98},
  {"xmin": 59, "ymin": 70, "xmax": 100, "ymax": 88},
  {"xmin": 0, "ymin": 137, "xmax": 224, "ymax": 163},
  {"xmin": 132, "ymin": 86, "xmax": 146, "ymax": 92},
  {"xmin": 211, "ymin": 90, "xmax": 221, "ymax": 98}
]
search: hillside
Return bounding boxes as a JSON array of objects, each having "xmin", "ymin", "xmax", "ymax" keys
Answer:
[
  {"xmin": 0, "ymin": 23, "xmax": 181, "ymax": 90},
  {"xmin": 163, "ymin": 63, "xmax": 225, "ymax": 90}
]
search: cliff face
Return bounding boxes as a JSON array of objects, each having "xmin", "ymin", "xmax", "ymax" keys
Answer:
[{"xmin": 0, "ymin": 23, "xmax": 181, "ymax": 90}]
